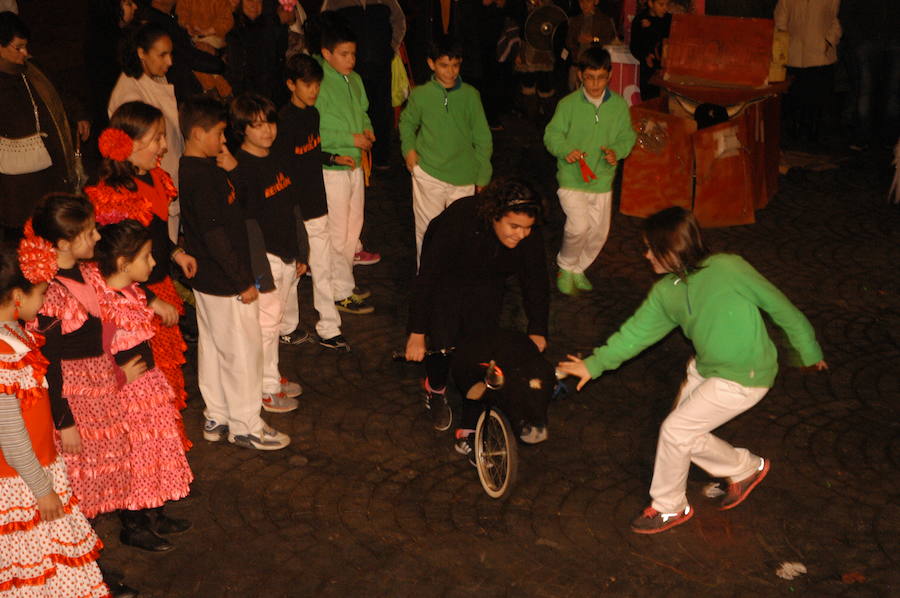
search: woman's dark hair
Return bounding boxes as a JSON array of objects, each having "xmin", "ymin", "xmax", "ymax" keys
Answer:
[
  {"xmin": 476, "ymin": 178, "xmax": 543, "ymax": 224},
  {"xmin": 284, "ymin": 52, "xmax": 324, "ymax": 84},
  {"xmin": 229, "ymin": 92, "xmax": 277, "ymax": 143},
  {"xmin": 120, "ymin": 22, "xmax": 170, "ymax": 79},
  {"xmin": 643, "ymin": 206, "xmax": 709, "ymax": 277},
  {"xmin": 94, "ymin": 219, "xmax": 150, "ymax": 277},
  {"xmin": 0, "ymin": 243, "xmax": 34, "ymax": 305},
  {"xmin": 99, "ymin": 101, "xmax": 165, "ymax": 191},
  {"xmin": 31, "ymin": 193, "xmax": 95, "ymax": 246},
  {"xmin": 0, "ymin": 11, "xmax": 29, "ymax": 47}
]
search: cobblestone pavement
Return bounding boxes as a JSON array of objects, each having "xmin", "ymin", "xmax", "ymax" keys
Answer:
[{"xmin": 22, "ymin": 5, "xmax": 900, "ymax": 596}]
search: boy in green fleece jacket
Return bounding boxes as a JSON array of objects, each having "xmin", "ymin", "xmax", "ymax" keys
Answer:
[
  {"xmin": 399, "ymin": 38, "xmax": 493, "ymax": 265},
  {"xmin": 544, "ymin": 46, "xmax": 636, "ymax": 296},
  {"xmin": 559, "ymin": 207, "xmax": 828, "ymax": 535},
  {"xmin": 316, "ymin": 20, "xmax": 375, "ymax": 315}
]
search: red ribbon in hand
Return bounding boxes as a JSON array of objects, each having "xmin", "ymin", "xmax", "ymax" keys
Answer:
[{"xmin": 578, "ymin": 157, "xmax": 597, "ymax": 183}]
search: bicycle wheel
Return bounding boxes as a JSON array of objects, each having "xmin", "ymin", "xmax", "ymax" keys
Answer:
[{"xmin": 474, "ymin": 407, "xmax": 518, "ymax": 499}]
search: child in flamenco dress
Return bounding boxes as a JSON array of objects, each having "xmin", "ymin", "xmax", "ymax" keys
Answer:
[
  {"xmin": 85, "ymin": 102, "xmax": 198, "ymax": 450},
  {"xmin": 0, "ymin": 235, "xmax": 107, "ymax": 596},
  {"xmin": 33, "ymin": 194, "xmax": 191, "ymax": 555}
]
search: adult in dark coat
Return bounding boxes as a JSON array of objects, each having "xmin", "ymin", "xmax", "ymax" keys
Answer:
[
  {"xmin": 226, "ymin": 0, "xmax": 290, "ymax": 104},
  {"xmin": 405, "ymin": 178, "xmax": 550, "ymax": 432},
  {"xmin": 0, "ymin": 12, "xmax": 89, "ymax": 239},
  {"xmin": 136, "ymin": 0, "xmax": 226, "ymax": 102},
  {"xmin": 84, "ymin": 0, "xmax": 139, "ymax": 129}
]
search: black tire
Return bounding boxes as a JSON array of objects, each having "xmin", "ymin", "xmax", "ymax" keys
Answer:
[{"xmin": 474, "ymin": 407, "xmax": 518, "ymax": 499}]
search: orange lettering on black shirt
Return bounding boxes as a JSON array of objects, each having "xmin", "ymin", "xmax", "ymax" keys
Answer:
[
  {"xmin": 294, "ymin": 134, "xmax": 321, "ymax": 156},
  {"xmin": 226, "ymin": 179, "xmax": 236, "ymax": 205},
  {"xmin": 264, "ymin": 172, "xmax": 292, "ymax": 199}
]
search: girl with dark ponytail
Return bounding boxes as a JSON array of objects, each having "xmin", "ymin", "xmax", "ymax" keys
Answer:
[{"xmin": 85, "ymin": 101, "xmax": 196, "ymax": 450}]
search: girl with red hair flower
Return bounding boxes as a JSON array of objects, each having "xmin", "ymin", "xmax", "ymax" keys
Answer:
[
  {"xmin": 86, "ymin": 101, "xmax": 197, "ymax": 450},
  {"xmin": 0, "ymin": 224, "xmax": 107, "ymax": 596}
]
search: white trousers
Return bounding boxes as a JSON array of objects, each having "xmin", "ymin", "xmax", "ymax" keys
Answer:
[
  {"xmin": 279, "ymin": 279, "xmax": 299, "ymax": 336},
  {"xmin": 649, "ymin": 360, "xmax": 769, "ymax": 513},
  {"xmin": 323, "ymin": 167, "xmax": 364, "ymax": 300},
  {"xmin": 411, "ymin": 165, "xmax": 474, "ymax": 265},
  {"xmin": 556, "ymin": 188, "xmax": 613, "ymax": 274},
  {"xmin": 195, "ymin": 290, "xmax": 264, "ymax": 437},
  {"xmin": 304, "ymin": 215, "xmax": 342, "ymax": 339},
  {"xmin": 259, "ymin": 254, "xmax": 297, "ymax": 394}
]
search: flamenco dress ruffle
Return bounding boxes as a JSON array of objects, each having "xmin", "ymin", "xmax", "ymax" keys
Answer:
[
  {"xmin": 144, "ymin": 277, "xmax": 190, "ymax": 451},
  {"xmin": 58, "ymin": 355, "xmax": 131, "ymax": 520},
  {"xmin": 117, "ymin": 367, "xmax": 192, "ymax": 509},
  {"xmin": 0, "ymin": 457, "xmax": 107, "ymax": 598}
]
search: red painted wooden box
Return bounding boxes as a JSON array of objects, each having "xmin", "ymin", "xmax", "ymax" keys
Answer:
[{"xmin": 621, "ymin": 14, "xmax": 786, "ymax": 227}]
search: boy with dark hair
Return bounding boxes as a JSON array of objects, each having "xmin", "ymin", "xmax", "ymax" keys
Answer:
[
  {"xmin": 274, "ymin": 53, "xmax": 355, "ymax": 351},
  {"xmin": 314, "ymin": 21, "xmax": 376, "ymax": 315},
  {"xmin": 399, "ymin": 38, "xmax": 493, "ymax": 265},
  {"xmin": 228, "ymin": 92, "xmax": 308, "ymax": 414},
  {"xmin": 178, "ymin": 95, "xmax": 290, "ymax": 451},
  {"xmin": 543, "ymin": 46, "xmax": 636, "ymax": 296}
]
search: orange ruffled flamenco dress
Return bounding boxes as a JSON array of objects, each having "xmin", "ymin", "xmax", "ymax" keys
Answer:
[
  {"xmin": 85, "ymin": 168, "xmax": 191, "ymax": 450},
  {"xmin": 0, "ymin": 323, "xmax": 107, "ymax": 597}
]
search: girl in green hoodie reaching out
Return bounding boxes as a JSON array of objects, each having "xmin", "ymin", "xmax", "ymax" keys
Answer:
[{"xmin": 558, "ymin": 207, "xmax": 827, "ymax": 535}]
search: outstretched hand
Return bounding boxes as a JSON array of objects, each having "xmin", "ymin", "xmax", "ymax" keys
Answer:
[{"xmin": 557, "ymin": 354, "xmax": 592, "ymax": 391}]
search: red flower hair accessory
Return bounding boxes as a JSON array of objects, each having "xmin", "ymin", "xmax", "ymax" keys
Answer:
[
  {"xmin": 17, "ymin": 219, "xmax": 58, "ymax": 284},
  {"xmin": 98, "ymin": 128, "xmax": 134, "ymax": 162}
]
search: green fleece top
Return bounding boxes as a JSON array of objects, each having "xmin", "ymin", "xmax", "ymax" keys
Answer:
[
  {"xmin": 315, "ymin": 55, "xmax": 372, "ymax": 170},
  {"xmin": 584, "ymin": 254, "xmax": 824, "ymax": 388},
  {"xmin": 398, "ymin": 77, "xmax": 493, "ymax": 186},
  {"xmin": 544, "ymin": 87, "xmax": 636, "ymax": 192}
]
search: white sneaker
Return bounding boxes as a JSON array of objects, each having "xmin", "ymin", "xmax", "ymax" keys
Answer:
[
  {"xmin": 262, "ymin": 392, "xmax": 299, "ymax": 413},
  {"xmin": 228, "ymin": 425, "xmax": 290, "ymax": 450},
  {"xmin": 279, "ymin": 377, "xmax": 303, "ymax": 398},
  {"xmin": 519, "ymin": 425, "xmax": 548, "ymax": 444}
]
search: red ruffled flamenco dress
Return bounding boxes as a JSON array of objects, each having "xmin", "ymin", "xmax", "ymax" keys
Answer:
[{"xmin": 85, "ymin": 168, "xmax": 191, "ymax": 450}]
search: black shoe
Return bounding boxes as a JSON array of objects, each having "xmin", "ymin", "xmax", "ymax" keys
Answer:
[
  {"xmin": 119, "ymin": 525, "xmax": 174, "ymax": 552},
  {"xmin": 279, "ymin": 328, "xmax": 312, "ymax": 345},
  {"xmin": 425, "ymin": 391, "xmax": 452, "ymax": 432},
  {"xmin": 119, "ymin": 510, "xmax": 174, "ymax": 552},
  {"xmin": 149, "ymin": 507, "xmax": 193, "ymax": 535},
  {"xmin": 319, "ymin": 334, "xmax": 351, "ymax": 351}
]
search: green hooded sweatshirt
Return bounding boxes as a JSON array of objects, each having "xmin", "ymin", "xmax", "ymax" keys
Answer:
[
  {"xmin": 316, "ymin": 55, "xmax": 372, "ymax": 170},
  {"xmin": 398, "ymin": 77, "xmax": 493, "ymax": 186},
  {"xmin": 544, "ymin": 87, "xmax": 636, "ymax": 192},
  {"xmin": 583, "ymin": 254, "xmax": 824, "ymax": 388}
]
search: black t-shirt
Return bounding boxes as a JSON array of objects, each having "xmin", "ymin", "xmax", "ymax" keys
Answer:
[
  {"xmin": 274, "ymin": 103, "xmax": 329, "ymax": 222},
  {"xmin": 179, "ymin": 156, "xmax": 254, "ymax": 296},
  {"xmin": 231, "ymin": 149, "xmax": 300, "ymax": 261}
]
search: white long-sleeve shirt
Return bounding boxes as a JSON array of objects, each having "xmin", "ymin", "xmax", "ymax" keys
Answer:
[{"xmin": 775, "ymin": 0, "xmax": 842, "ymax": 67}]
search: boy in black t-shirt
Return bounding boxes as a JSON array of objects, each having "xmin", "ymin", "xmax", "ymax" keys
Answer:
[
  {"xmin": 178, "ymin": 96, "xmax": 290, "ymax": 451},
  {"xmin": 229, "ymin": 92, "xmax": 309, "ymax": 415},
  {"xmin": 273, "ymin": 53, "xmax": 355, "ymax": 351}
]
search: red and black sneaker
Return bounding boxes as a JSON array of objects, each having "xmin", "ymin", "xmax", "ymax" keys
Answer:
[
  {"xmin": 630, "ymin": 504, "xmax": 694, "ymax": 534},
  {"xmin": 719, "ymin": 458, "xmax": 770, "ymax": 511}
]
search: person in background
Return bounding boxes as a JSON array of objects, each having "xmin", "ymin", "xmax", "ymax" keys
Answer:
[
  {"xmin": 629, "ymin": 0, "xmax": 671, "ymax": 101},
  {"xmin": 84, "ymin": 0, "xmax": 139, "ymax": 130},
  {"xmin": 0, "ymin": 12, "xmax": 90, "ymax": 242},
  {"xmin": 226, "ymin": 0, "xmax": 290, "ymax": 103},
  {"xmin": 774, "ymin": 0, "xmax": 841, "ymax": 146},
  {"xmin": 565, "ymin": 0, "xmax": 617, "ymax": 90},
  {"xmin": 176, "ymin": 0, "xmax": 235, "ymax": 99}
]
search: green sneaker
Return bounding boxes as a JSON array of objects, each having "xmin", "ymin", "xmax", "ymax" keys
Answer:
[
  {"xmin": 557, "ymin": 269, "xmax": 576, "ymax": 296},
  {"xmin": 573, "ymin": 272, "xmax": 593, "ymax": 291}
]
